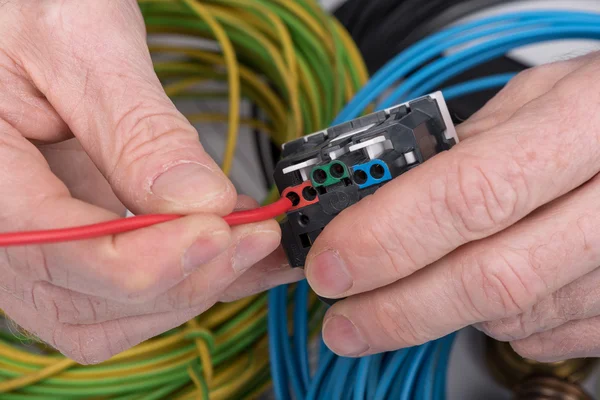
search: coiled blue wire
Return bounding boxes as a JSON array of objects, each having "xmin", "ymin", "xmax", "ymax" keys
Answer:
[
  {"xmin": 335, "ymin": 11, "xmax": 600, "ymax": 124},
  {"xmin": 294, "ymin": 280, "xmax": 311, "ymax": 390},
  {"xmin": 268, "ymin": 9, "xmax": 600, "ymax": 400},
  {"xmin": 268, "ymin": 287, "xmax": 290, "ymax": 400},
  {"xmin": 441, "ymin": 74, "xmax": 516, "ymax": 101}
]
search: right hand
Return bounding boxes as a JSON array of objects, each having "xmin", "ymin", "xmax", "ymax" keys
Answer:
[{"xmin": 0, "ymin": 0, "xmax": 301, "ymax": 364}]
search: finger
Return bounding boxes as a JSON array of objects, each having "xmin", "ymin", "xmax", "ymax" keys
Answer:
[
  {"xmin": 511, "ymin": 316, "xmax": 600, "ymax": 363},
  {"xmin": 477, "ymin": 265, "xmax": 600, "ymax": 342},
  {"xmin": 306, "ymin": 61, "xmax": 600, "ymax": 300},
  {"xmin": 0, "ymin": 284, "xmax": 216, "ymax": 364},
  {"xmin": 38, "ymin": 139, "xmax": 125, "ymax": 215},
  {"xmin": 321, "ymin": 173, "xmax": 600, "ymax": 356},
  {"xmin": 0, "ymin": 119, "xmax": 233, "ymax": 302},
  {"xmin": 0, "ymin": 49, "xmax": 71, "ymax": 142},
  {"xmin": 9, "ymin": 0, "xmax": 236, "ymax": 215},
  {"xmin": 458, "ymin": 54, "xmax": 597, "ymax": 140},
  {"xmin": 219, "ymin": 247, "xmax": 305, "ymax": 303},
  {"xmin": 6, "ymin": 216, "xmax": 281, "ymax": 325}
]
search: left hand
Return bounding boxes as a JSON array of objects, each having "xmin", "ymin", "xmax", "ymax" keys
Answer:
[{"xmin": 306, "ymin": 52, "xmax": 600, "ymax": 362}]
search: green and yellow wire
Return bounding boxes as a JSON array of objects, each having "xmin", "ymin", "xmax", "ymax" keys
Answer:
[{"xmin": 0, "ymin": 0, "xmax": 368, "ymax": 398}]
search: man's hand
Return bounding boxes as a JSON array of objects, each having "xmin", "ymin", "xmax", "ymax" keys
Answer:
[
  {"xmin": 307, "ymin": 52, "xmax": 600, "ymax": 362},
  {"xmin": 0, "ymin": 0, "xmax": 301, "ymax": 364}
]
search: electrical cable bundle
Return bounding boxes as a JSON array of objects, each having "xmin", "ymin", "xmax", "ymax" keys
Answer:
[
  {"xmin": 268, "ymin": 9, "xmax": 600, "ymax": 400},
  {"xmin": 333, "ymin": 0, "xmax": 519, "ymax": 74},
  {"xmin": 0, "ymin": 0, "xmax": 368, "ymax": 398}
]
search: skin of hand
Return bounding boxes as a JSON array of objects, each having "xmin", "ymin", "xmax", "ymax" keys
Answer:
[
  {"xmin": 0, "ymin": 0, "xmax": 302, "ymax": 364},
  {"xmin": 306, "ymin": 51, "xmax": 600, "ymax": 363}
]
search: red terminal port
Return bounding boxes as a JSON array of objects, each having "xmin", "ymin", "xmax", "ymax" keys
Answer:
[{"xmin": 281, "ymin": 181, "xmax": 319, "ymax": 211}]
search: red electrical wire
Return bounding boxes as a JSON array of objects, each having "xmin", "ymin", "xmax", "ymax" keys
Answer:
[{"xmin": 0, "ymin": 197, "xmax": 293, "ymax": 247}]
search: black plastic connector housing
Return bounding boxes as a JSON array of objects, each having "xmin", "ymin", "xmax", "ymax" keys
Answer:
[{"xmin": 274, "ymin": 92, "xmax": 458, "ymax": 273}]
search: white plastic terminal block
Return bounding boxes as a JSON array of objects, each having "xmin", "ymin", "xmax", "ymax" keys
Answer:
[
  {"xmin": 280, "ymin": 129, "xmax": 328, "ymax": 151},
  {"xmin": 330, "ymin": 123, "xmax": 376, "ymax": 144},
  {"xmin": 348, "ymin": 135, "xmax": 394, "ymax": 160},
  {"xmin": 282, "ymin": 157, "xmax": 319, "ymax": 181}
]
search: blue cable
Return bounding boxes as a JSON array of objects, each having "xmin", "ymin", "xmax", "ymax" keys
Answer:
[
  {"xmin": 415, "ymin": 341, "xmax": 442, "ymax": 400},
  {"xmin": 434, "ymin": 334, "xmax": 456, "ymax": 400},
  {"xmin": 387, "ymin": 350, "xmax": 416, "ymax": 400},
  {"xmin": 399, "ymin": 343, "xmax": 434, "ymax": 400},
  {"xmin": 278, "ymin": 285, "xmax": 306, "ymax": 399},
  {"xmin": 366, "ymin": 353, "xmax": 384, "ymax": 400},
  {"xmin": 343, "ymin": 363, "xmax": 358, "ymax": 400},
  {"xmin": 335, "ymin": 11, "xmax": 600, "ymax": 123},
  {"xmin": 391, "ymin": 18, "xmax": 600, "ymax": 102},
  {"xmin": 306, "ymin": 349, "xmax": 337, "ymax": 400},
  {"xmin": 294, "ymin": 280, "xmax": 311, "ymax": 390},
  {"xmin": 353, "ymin": 356, "xmax": 372, "ymax": 400},
  {"xmin": 373, "ymin": 348, "xmax": 412, "ymax": 400},
  {"xmin": 381, "ymin": 25, "xmax": 600, "ymax": 107},
  {"xmin": 319, "ymin": 335, "xmax": 329, "ymax": 364},
  {"xmin": 441, "ymin": 74, "xmax": 516, "ymax": 101},
  {"xmin": 268, "ymin": 287, "xmax": 291, "ymax": 400},
  {"xmin": 269, "ymin": 9, "xmax": 600, "ymax": 400},
  {"xmin": 328, "ymin": 358, "xmax": 358, "ymax": 400}
]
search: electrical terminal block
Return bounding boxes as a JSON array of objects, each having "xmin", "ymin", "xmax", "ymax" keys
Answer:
[
  {"xmin": 273, "ymin": 92, "xmax": 459, "ymax": 276},
  {"xmin": 281, "ymin": 181, "xmax": 319, "ymax": 211},
  {"xmin": 351, "ymin": 159, "xmax": 392, "ymax": 189}
]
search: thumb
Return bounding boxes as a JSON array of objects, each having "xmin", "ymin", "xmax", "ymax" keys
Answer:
[{"xmin": 11, "ymin": 0, "xmax": 236, "ymax": 215}]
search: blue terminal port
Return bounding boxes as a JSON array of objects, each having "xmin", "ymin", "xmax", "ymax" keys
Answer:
[{"xmin": 351, "ymin": 160, "xmax": 392, "ymax": 189}]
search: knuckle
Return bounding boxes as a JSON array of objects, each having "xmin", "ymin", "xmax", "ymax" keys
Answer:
[
  {"xmin": 108, "ymin": 103, "xmax": 199, "ymax": 179},
  {"xmin": 372, "ymin": 296, "xmax": 429, "ymax": 347},
  {"xmin": 510, "ymin": 335, "xmax": 548, "ymax": 361},
  {"xmin": 511, "ymin": 329, "xmax": 578, "ymax": 363},
  {"xmin": 506, "ymin": 68, "xmax": 539, "ymax": 90},
  {"xmin": 479, "ymin": 314, "xmax": 532, "ymax": 341},
  {"xmin": 509, "ymin": 60, "xmax": 572, "ymax": 90},
  {"xmin": 366, "ymin": 215, "xmax": 420, "ymax": 278},
  {"xmin": 459, "ymin": 248, "xmax": 545, "ymax": 320},
  {"xmin": 114, "ymin": 103, "xmax": 192, "ymax": 148},
  {"xmin": 441, "ymin": 157, "xmax": 525, "ymax": 239}
]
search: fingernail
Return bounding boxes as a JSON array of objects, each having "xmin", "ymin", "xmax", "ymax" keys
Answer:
[
  {"xmin": 182, "ymin": 231, "xmax": 229, "ymax": 275},
  {"xmin": 151, "ymin": 163, "xmax": 227, "ymax": 205},
  {"xmin": 307, "ymin": 251, "xmax": 353, "ymax": 297},
  {"xmin": 233, "ymin": 231, "xmax": 281, "ymax": 273},
  {"xmin": 323, "ymin": 315, "xmax": 370, "ymax": 356}
]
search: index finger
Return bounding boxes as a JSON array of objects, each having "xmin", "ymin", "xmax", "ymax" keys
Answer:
[
  {"xmin": 305, "ymin": 66, "xmax": 600, "ymax": 299},
  {"xmin": 0, "ymin": 119, "xmax": 232, "ymax": 302}
]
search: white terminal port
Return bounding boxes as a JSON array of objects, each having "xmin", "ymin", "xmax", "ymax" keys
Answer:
[
  {"xmin": 405, "ymin": 151, "xmax": 417, "ymax": 165},
  {"xmin": 348, "ymin": 136, "xmax": 393, "ymax": 160},
  {"xmin": 282, "ymin": 157, "xmax": 319, "ymax": 181}
]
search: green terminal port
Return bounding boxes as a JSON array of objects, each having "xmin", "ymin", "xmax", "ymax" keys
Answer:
[{"xmin": 311, "ymin": 161, "xmax": 349, "ymax": 188}]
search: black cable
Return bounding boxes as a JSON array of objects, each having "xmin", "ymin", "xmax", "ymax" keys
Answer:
[
  {"xmin": 251, "ymin": 103, "xmax": 276, "ymax": 189},
  {"xmin": 335, "ymin": 0, "xmax": 464, "ymax": 73}
]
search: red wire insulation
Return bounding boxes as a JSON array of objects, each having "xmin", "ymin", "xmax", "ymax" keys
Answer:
[{"xmin": 0, "ymin": 197, "xmax": 292, "ymax": 247}]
